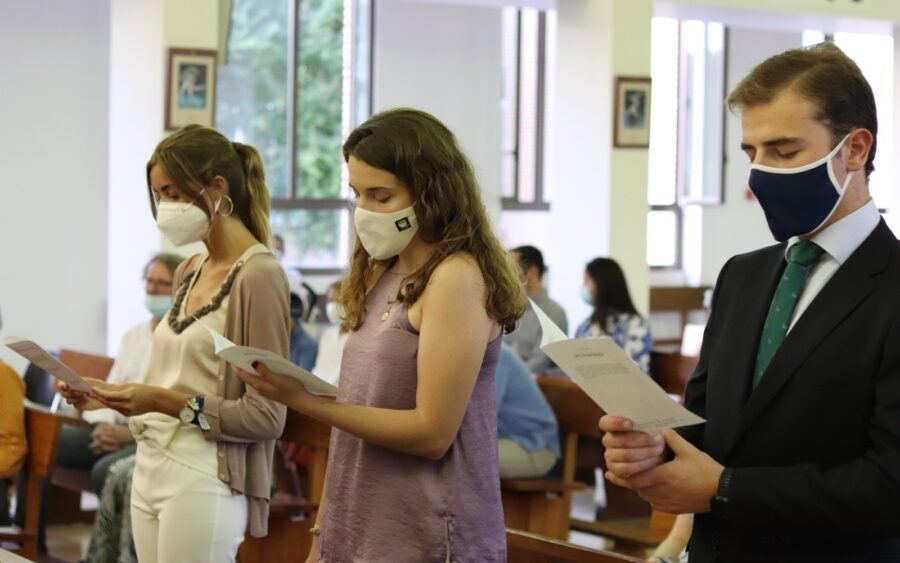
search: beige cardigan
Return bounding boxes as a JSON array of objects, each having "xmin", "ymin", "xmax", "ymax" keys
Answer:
[{"xmin": 173, "ymin": 246, "xmax": 289, "ymax": 537}]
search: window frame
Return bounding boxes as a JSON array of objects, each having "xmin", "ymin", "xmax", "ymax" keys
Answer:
[
  {"xmin": 268, "ymin": 0, "xmax": 373, "ymax": 276},
  {"xmin": 500, "ymin": 8, "xmax": 550, "ymax": 212}
]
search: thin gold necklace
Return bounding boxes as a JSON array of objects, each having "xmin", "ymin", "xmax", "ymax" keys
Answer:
[{"xmin": 382, "ymin": 299, "xmax": 397, "ymax": 322}]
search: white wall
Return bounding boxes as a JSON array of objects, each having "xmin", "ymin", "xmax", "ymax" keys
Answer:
[
  {"xmin": 372, "ymin": 0, "xmax": 503, "ymax": 223},
  {"xmin": 516, "ymin": 0, "xmax": 651, "ymax": 335},
  {"xmin": 107, "ymin": 0, "xmax": 166, "ymax": 355},
  {"xmin": 699, "ymin": 27, "xmax": 803, "ymax": 284},
  {"xmin": 0, "ymin": 0, "xmax": 111, "ymax": 372},
  {"xmin": 106, "ymin": 0, "xmax": 220, "ymax": 355}
]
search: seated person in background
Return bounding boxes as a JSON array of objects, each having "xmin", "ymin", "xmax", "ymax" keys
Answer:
[
  {"xmin": 85, "ymin": 454, "xmax": 138, "ymax": 563},
  {"xmin": 0, "ymin": 307, "xmax": 27, "ymax": 526},
  {"xmin": 496, "ymin": 343, "xmax": 560, "ymax": 479},
  {"xmin": 648, "ymin": 513, "xmax": 693, "ymax": 563},
  {"xmin": 505, "ymin": 245, "xmax": 568, "ymax": 373},
  {"xmin": 56, "ymin": 253, "xmax": 183, "ymax": 494},
  {"xmin": 283, "ymin": 258, "xmax": 319, "ymax": 371},
  {"xmin": 312, "ymin": 281, "xmax": 350, "ymax": 387},
  {"xmin": 289, "ymin": 293, "xmax": 318, "ymax": 371},
  {"xmin": 576, "ymin": 257, "xmax": 652, "ymax": 373}
]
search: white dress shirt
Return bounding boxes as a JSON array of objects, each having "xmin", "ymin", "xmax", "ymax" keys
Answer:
[{"xmin": 786, "ymin": 198, "xmax": 881, "ymax": 332}]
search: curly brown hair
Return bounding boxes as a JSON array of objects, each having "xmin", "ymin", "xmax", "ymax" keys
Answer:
[{"xmin": 340, "ymin": 108, "xmax": 526, "ymax": 333}]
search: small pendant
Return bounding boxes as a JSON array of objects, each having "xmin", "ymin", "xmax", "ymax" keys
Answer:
[{"xmin": 382, "ymin": 311, "xmax": 390, "ymax": 322}]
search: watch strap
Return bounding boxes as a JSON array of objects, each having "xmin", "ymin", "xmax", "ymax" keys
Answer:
[{"xmin": 710, "ymin": 467, "xmax": 734, "ymax": 517}]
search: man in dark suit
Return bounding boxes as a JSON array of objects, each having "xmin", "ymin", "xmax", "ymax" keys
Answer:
[{"xmin": 601, "ymin": 42, "xmax": 900, "ymax": 562}]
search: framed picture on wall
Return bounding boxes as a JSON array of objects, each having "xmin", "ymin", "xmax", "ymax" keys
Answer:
[
  {"xmin": 613, "ymin": 76, "xmax": 652, "ymax": 148},
  {"xmin": 165, "ymin": 48, "xmax": 218, "ymax": 131}
]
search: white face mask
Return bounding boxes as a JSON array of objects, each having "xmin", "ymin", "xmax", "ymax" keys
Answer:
[
  {"xmin": 155, "ymin": 194, "xmax": 219, "ymax": 246},
  {"xmin": 353, "ymin": 204, "xmax": 419, "ymax": 260}
]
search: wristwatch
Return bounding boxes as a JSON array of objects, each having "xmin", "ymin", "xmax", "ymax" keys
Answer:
[
  {"xmin": 710, "ymin": 467, "xmax": 734, "ymax": 515},
  {"xmin": 178, "ymin": 395, "xmax": 210, "ymax": 431}
]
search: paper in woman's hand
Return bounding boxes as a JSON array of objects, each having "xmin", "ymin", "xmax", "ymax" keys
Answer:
[
  {"xmin": 204, "ymin": 327, "xmax": 338, "ymax": 396},
  {"xmin": 3, "ymin": 336, "xmax": 93, "ymax": 392},
  {"xmin": 530, "ymin": 299, "xmax": 705, "ymax": 432}
]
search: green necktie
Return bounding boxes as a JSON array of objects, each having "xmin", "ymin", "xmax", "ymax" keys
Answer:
[{"xmin": 752, "ymin": 240, "xmax": 825, "ymax": 389}]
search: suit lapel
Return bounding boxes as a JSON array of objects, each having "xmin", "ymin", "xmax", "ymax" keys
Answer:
[
  {"xmin": 704, "ymin": 247, "xmax": 786, "ymax": 461},
  {"xmin": 727, "ymin": 221, "xmax": 893, "ymax": 457}
]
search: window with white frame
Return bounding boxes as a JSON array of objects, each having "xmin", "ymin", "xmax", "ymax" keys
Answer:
[
  {"xmin": 500, "ymin": 7, "xmax": 556, "ymax": 211},
  {"xmin": 647, "ymin": 17, "xmax": 726, "ymax": 270}
]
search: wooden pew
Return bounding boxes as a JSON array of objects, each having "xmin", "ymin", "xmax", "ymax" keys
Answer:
[
  {"xmin": 506, "ymin": 528, "xmax": 645, "ymax": 562},
  {"xmin": 0, "ymin": 405, "xmax": 75, "ymax": 560},
  {"xmin": 47, "ymin": 349, "xmax": 115, "ymax": 525},
  {"xmin": 501, "ymin": 377, "xmax": 601, "ymax": 539},
  {"xmin": 650, "ymin": 350, "xmax": 698, "ymax": 396},
  {"xmin": 649, "ymin": 286, "xmax": 710, "ymax": 347},
  {"xmin": 237, "ymin": 409, "xmax": 332, "ymax": 563},
  {"xmin": 572, "ymin": 509, "xmax": 676, "ymax": 556}
]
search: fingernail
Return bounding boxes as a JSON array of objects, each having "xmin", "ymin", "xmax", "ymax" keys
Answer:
[{"xmin": 252, "ymin": 361, "xmax": 260, "ymax": 369}]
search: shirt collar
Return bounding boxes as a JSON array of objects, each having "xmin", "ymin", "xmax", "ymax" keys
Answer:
[{"xmin": 785, "ymin": 198, "xmax": 880, "ymax": 265}]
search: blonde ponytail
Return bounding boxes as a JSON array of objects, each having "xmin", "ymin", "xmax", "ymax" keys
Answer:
[{"xmin": 232, "ymin": 141, "xmax": 272, "ymax": 248}]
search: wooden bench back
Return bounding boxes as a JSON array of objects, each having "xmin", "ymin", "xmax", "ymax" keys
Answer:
[
  {"xmin": 7, "ymin": 406, "xmax": 67, "ymax": 558},
  {"xmin": 534, "ymin": 376, "xmax": 604, "ymax": 494},
  {"xmin": 58, "ymin": 348, "xmax": 115, "ymax": 381},
  {"xmin": 536, "ymin": 376, "xmax": 604, "ymax": 439},
  {"xmin": 650, "ymin": 351, "xmax": 699, "ymax": 396},
  {"xmin": 649, "ymin": 286, "xmax": 710, "ymax": 346},
  {"xmin": 280, "ymin": 408, "xmax": 332, "ymax": 504}
]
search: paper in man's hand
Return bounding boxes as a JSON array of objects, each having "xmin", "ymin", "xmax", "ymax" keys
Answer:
[{"xmin": 530, "ymin": 301, "xmax": 704, "ymax": 432}]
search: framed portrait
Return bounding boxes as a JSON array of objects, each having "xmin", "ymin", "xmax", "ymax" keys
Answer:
[
  {"xmin": 613, "ymin": 76, "xmax": 652, "ymax": 148},
  {"xmin": 165, "ymin": 48, "xmax": 218, "ymax": 131}
]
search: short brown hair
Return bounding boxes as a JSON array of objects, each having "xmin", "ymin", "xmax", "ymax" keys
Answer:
[{"xmin": 727, "ymin": 42, "xmax": 877, "ymax": 178}]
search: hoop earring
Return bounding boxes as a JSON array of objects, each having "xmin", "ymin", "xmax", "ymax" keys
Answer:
[{"xmin": 218, "ymin": 195, "xmax": 235, "ymax": 217}]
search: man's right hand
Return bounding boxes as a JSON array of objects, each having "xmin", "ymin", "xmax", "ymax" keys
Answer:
[{"xmin": 600, "ymin": 415, "xmax": 666, "ymax": 478}]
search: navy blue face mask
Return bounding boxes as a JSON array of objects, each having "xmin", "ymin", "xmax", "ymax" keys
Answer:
[{"xmin": 748, "ymin": 135, "xmax": 853, "ymax": 242}]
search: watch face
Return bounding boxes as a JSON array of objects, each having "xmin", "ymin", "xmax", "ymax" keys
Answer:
[{"xmin": 179, "ymin": 406, "xmax": 195, "ymax": 423}]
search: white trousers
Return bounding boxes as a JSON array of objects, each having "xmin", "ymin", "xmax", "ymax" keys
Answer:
[
  {"xmin": 130, "ymin": 440, "xmax": 247, "ymax": 563},
  {"xmin": 498, "ymin": 438, "xmax": 558, "ymax": 479}
]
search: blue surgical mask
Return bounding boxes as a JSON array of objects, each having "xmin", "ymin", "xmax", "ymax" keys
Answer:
[
  {"xmin": 580, "ymin": 286, "xmax": 594, "ymax": 306},
  {"xmin": 145, "ymin": 295, "xmax": 173, "ymax": 320},
  {"xmin": 748, "ymin": 134, "xmax": 854, "ymax": 242}
]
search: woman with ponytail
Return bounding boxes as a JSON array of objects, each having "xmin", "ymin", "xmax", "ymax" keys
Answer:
[
  {"xmin": 238, "ymin": 108, "xmax": 527, "ymax": 562},
  {"xmin": 58, "ymin": 124, "xmax": 290, "ymax": 562}
]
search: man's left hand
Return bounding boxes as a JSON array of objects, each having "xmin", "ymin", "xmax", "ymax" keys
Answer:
[{"xmin": 605, "ymin": 429, "xmax": 724, "ymax": 514}]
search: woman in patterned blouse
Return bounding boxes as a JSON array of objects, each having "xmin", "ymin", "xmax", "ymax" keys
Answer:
[{"xmin": 575, "ymin": 257, "xmax": 652, "ymax": 373}]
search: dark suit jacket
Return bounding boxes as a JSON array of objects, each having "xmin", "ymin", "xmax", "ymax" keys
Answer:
[{"xmin": 681, "ymin": 220, "xmax": 900, "ymax": 562}]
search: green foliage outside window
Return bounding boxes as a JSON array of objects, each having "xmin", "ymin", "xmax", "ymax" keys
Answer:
[{"xmin": 217, "ymin": 0, "xmax": 348, "ymax": 267}]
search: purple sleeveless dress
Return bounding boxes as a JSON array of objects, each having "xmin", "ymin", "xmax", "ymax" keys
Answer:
[{"xmin": 319, "ymin": 271, "xmax": 505, "ymax": 563}]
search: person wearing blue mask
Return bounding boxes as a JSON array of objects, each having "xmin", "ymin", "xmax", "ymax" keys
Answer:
[
  {"xmin": 575, "ymin": 257, "xmax": 651, "ymax": 374},
  {"xmin": 600, "ymin": 42, "xmax": 900, "ymax": 562}
]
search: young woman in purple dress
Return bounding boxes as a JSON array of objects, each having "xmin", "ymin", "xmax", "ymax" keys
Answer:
[{"xmin": 239, "ymin": 108, "xmax": 527, "ymax": 562}]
